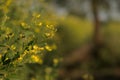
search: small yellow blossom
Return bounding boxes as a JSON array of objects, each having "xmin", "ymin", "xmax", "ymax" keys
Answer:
[
  {"xmin": 38, "ymin": 22, "xmax": 42, "ymax": 26},
  {"xmin": 5, "ymin": 57, "xmax": 9, "ymax": 61},
  {"xmin": 28, "ymin": 45, "xmax": 32, "ymax": 50},
  {"xmin": 33, "ymin": 45, "xmax": 39, "ymax": 50},
  {"xmin": 20, "ymin": 22, "xmax": 30, "ymax": 29},
  {"xmin": 32, "ymin": 13, "xmax": 40, "ymax": 18},
  {"xmin": 21, "ymin": 22, "xmax": 26, "ymax": 27},
  {"xmin": 46, "ymin": 25, "xmax": 49, "ymax": 28},
  {"xmin": 22, "ymin": 50, "xmax": 28, "ymax": 57},
  {"xmin": 19, "ymin": 33, "xmax": 25, "ymax": 38},
  {"xmin": 45, "ymin": 33, "xmax": 51, "ymax": 37},
  {"xmin": 53, "ymin": 58, "xmax": 59, "ymax": 65},
  {"xmin": 18, "ymin": 57, "xmax": 23, "ymax": 61},
  {"xmin": 38, "ymin": 47, "xmax": 44, "ymax": 51},
  {"xmin": 11, "ymin": 45, "xmax": 16, "ymax": 50},
  {"xmin": 0, "ymin": 54, "xmax": 2, "ymax": 59},
  {"xmin": 36, "ymin": 14, "xmax": 41, "ymax": 18},
  {"xmin": 30, "ymin": 49, "xmax": 39, "ymax": 54},
  {"xmin": 31, "ymin": 55, "xmax": 39, "ymax": 62},
  {"xmin": 31, "ymin": 55, "xmax": 43, "ymax": 64},
  {"xmin": 46, "ymin": 24, "xmax": 54, "ymax": 30},
  {"xmin": 45, "ymin": 45, "xmax": 52, "ymax": 51}
]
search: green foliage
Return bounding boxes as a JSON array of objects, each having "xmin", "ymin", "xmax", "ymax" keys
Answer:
[{"xmin": 0, "ymin": 0, "xmax": 59, "ymax": 80}]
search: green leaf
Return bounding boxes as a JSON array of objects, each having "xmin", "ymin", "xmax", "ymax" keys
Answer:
[
  {"xmin": 1, "ymin": 53, "xmax": 7, "ymax": 62},
  {"xmin": 3, "ymin": 59, "xmax": 11, "ymax": 65},
  {"xmin": 12, "ymin": 52, "xmax": 20, "ymax": 61}
]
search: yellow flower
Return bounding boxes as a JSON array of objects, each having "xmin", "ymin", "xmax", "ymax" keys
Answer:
[
  {"xmin": 32, "ymin": 13, "xmax": 41, "ymax": 18},
  {"xmin": 5, "ymin": 57, "xmax": 9, "ymax": 61},
  {"xmin": 11, "ymin": 45, "xmax": 16, "ymax": 50},
  {"xmin": 45, "ymin": 33, "xmax": 51, "ymax": 37},
  {"xmin": 36, "ymin": 14, "xmax": 41, "ymax": 18},
  {"xmin": 21, "ymin": 22, "xmax": 26, "ymax": 27},
  {"xmin": 22, "ymin": 50, "xmax": 28, "ymax": 57},
  {"xmin": 46, "ymin": 25, "xmax": 49, "ymax": 28},
  {"xmin": 31, "ymin": 55, "xmax": 39, "ymax": 62},
  {"xmin": 53, "ymin": 58, "xmax": 59, "ymax": 65},
  {"xmin": 18, "ymin": 57, "xmax": 23, "ymax": 61},
  {"xmin": 33, "ymin": 45, "xmax": 39, "ymax": 50},
  {"xmin": 0, "ymin": 54, "xmax": 2, "ymax": 59},
  {"xmin": 46, "ymin": 24, "xmax": 55, "ymax": 30},
  {"xmin": 30, "ymin": 49, "xmax": 39, "ymax": 54},
  {"xmin": 31, "ymin": 55, "xmax": 43, "ymax": 64},
  {"xmin": 38, "ymin": 22, "xmax": 42, "ymax": 26},
  {"xmin": 28, "ymin": 45, "xmax": 32, "ymax": 50},
  {"xmin": 45, "ymin": 45, "xmax": 52, "ymax": 51},
  {"xmin": 38, "ymin": 47, "xmax": 44, "ymax": 51},
  {"xmin": 45, "ymin": 44, "xmax": 57, "ymax": 51},
  {"xmin": 19, "ymin": 33, "xmax": 25, "ymax": 38},
  {"xmin": 20, "ymin": 22, "xmax": 30, "ymax": 29}
]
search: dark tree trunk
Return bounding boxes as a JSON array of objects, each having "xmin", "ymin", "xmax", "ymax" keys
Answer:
[
  {"xmin": 91, "ymin": 0, "xmax": 103, "ymax": 59},
  {"xmin": 92, "ymin": 0, "xmax": 101, "ymax": 45},
  {"xmin": 57, "ymin": 0, "xmax": 104, "ymax": 80}
]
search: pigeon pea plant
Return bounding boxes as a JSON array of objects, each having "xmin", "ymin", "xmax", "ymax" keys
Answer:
[{"xmin": 0, "ymin": 0, "xmax": 59, "ymax": 80}]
